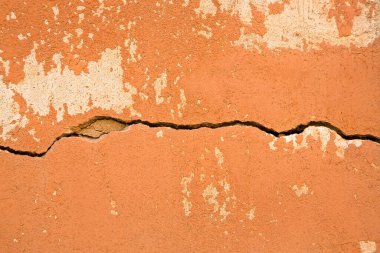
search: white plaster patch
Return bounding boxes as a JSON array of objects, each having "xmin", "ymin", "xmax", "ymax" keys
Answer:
[
  {"xmin": 218, "ymin": 0, "xmax": 254, "ymax": 25},
  {"xmin": 292, "ymin": 184, "xmax": 309, "ymax": 197},
  {"xmin": 18, "ymin": 34, "xmax": 28, "ymax": 41},
  {"xmin": 28, "ymin": 128, "xmax": 40, "ymax": 142},
  {"xmin": 78, "ymin": 13, "xmax": 85, "ymax": 23},
  {"xmin": 198, "ymin": 30, "xmax": 213, "ymax": 39},
  {"xmin": 232, "ymin": 0, "xmax": 380, "ymax": 50},
  {"xmin": 0, "ymin": 82, "xmax": 28, "ymax": 141},
  {"xmin": 6, "ymin": 12, "xmax": 17, "ymax": 21},
  {"xmin": 202, "ymin": 183, "xmax": 220, "ymax": 213},
  {"xmin": 152, "ymin": 72, "xmax": 168, "ymax": 105},
  {"xmin": 195, "ymin": 0, "xmax": 218, "ymax": 17},
  {"xmin": 63, "ymin": 32, "xmax": 73, "ymax": 44},
  {"xmin": 247, "ymin": 208, "xmax": 255, "ymax": 221},
  {"xmin": 334, "ymin": 134, "xmax": 362, "ymax": 158},
  {"xmin": 110, "ymin": 200, "xmax": 119, "ymax": 216},
  {"xmin": 214, "ymin": 147, "xmax": 224, "ymax": 167},
  {"xmin": 156, "ymin": 130, "xmax": 164, "ymax": 138},
  {"xmin": 268, "ymin": 137, "xmax": 278, "ymax": 150},
  {"xmin": 202, "ymin": 180, "xmax": 235, "ymax": 221},
  {"xmin": 219, "ymin": 202, "xmax": 231, "ymax": 221},
  {"xmin": 181, "ymin": 173, "xmax": 194, "ymax": 216},
  {"xmin": 75, "ymin": 28, "xmax": 83, "ymax": 37},
  {"xmin": 359, "ymin": 241, "xmax": 377, "ymax": 253},
  {"xmin": 219, "ymin": 178, "xmax": 230, "ymax": 193},
  {"xmin": 177, "ymin": 88, "xmax": 186, "ymax": 118},
  {"xmin": 52, "ymin": 5, "xmax": 59, "ymax": 20},
  {"xmin": 197, "ymin": 25, "xmax": 213, "ymax": 39},
  {"xmin": 318, "ymin": 127, "xmax": 331, "ymax": 153},
  {"xmin": 0, "ymin": 56, "xmax": 10, "ymax": 77},
  {"xmin": 182, "ymin": 198, "xmax": 192, "ymax": 217},
  {"xmin": 270, "ymin": 126, "xmax": 362, "ymax": 159},
  {"xmin": 124, "ymin": 38, "xmax": 139, "ymax": 63},
  {"xmin": 9, "ymin": 47, "xmax": 140, "ymax": 123}
]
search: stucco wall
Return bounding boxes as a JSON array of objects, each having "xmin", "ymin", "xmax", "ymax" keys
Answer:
[{"xmin": 0, "ymin": 0, "xmax": 379, "ymax": 252}]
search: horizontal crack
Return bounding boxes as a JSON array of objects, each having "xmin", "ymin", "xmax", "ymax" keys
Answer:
[{"xmin": 0, "ymin": 116, "xmax": 379, "ymax": 158}]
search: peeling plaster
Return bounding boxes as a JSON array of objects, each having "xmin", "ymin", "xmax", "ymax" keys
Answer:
[
  {"xmin": 232, "ymin": 0, "xmax": 380, "ymax": 50},
  {"xmin": 0, "ymin": 0, "xmax": 378, "ymax": 146},
  {"xmin": 269, "ymin": 126, "xmax": 364, "ymax": 158},
  {"xmin": 9, "ymin": 47, "xmax": 140, "ymax": 123},
  {"xmin": 0, "ymin": 1, "xmax": 379, "ymax": 251},
  {"xmin": 0, "ymin": 83, "xmax": 28, "ymax": 141}
]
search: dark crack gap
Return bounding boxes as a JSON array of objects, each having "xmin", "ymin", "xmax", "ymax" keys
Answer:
[{"xmin": 1, "ymin": 116, "xmax": 379, "ymax": 157}]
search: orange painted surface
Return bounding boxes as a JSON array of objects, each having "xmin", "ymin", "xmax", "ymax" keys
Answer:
[
  {"xmin": 0, "ymin": 0, "xmax": 379, "ymax": 252},
  {"xmin": 1, "ymin": 126, "xmax": 380, "ymax": 252},
  {"xmin": 0, "ymin": 0, "xmax": 379, "ymax": 152}
]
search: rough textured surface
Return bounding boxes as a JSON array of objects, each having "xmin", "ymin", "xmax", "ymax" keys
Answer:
[
  {"xmin": 0, "ymin": 0, "xmax": 379, "ymax": 252},
  {"xmin": 1, "ymin": 126, "xmax": 379, "ymax": 252},
  {"xmin": 0, "ymin": 0, "xmax": 380, "ymax": 152}
]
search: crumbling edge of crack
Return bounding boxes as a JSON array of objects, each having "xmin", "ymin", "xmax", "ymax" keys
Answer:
[{"xmin": 1, "ymin": 115, "xmax": 379, "ymax": 158}]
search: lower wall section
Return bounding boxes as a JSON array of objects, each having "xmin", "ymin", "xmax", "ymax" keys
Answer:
[{"xmin": 0, "ymin": 125, "xmax": 379, "ymax": 253}]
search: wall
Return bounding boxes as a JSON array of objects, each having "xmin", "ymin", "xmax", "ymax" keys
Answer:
[{"xmin": 0, "ymin": 0, "xmax": 379, "ymax": 252}]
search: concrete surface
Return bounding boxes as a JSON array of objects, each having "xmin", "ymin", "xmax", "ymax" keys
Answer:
[{"xmin": 0, "ymin": 0, "xmax": 379, "ymax": 252}]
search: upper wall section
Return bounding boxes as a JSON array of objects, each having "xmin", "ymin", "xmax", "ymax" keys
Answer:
[{"xmin": 0, "ymin": 0, "xmax": 379, "ymax": 152}]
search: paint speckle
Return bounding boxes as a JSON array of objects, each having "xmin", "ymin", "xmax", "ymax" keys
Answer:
[
  {"xmin": 292, "ymin": 184, "xmax": 309, "ymax": 197},
  {"xmin": 219, "ymin": 202, "xmax": 230, "ymax": 221},
  {"xmin": 202, "ymin": 183, "xmax": 219, "ymax": 213},
  {"xmin": 181, "ymin": 173, "xmax": 194, "ymax": 216},
  {"xmin": 6, "ymin": 12, "xmax": 17, "ymax": 21},
  {"xmin": 214, "ymin": 147, "xmax": 224, "ymax": 167},
  {"xmin": 177, "ymin": 89, "xmax": 187, "ymax": 118},
  {"xmin": 17, "ymin": 34, "xmax": 27, "ymax": 40},
  {"xmin": 110, "ymin": 200, "xmax": 119, "ymax": 216},
  {"xmin": 153, "ymin": 72, "xmax": 168, "ymax": 105},
  {"xmin": 28, "ymin": 128, "xmax": 40, "ymax": 142},
  {"xmin": 247, "ymin": 208, "xmax": 256, "ymax": 221},
  {"xmin": 52, "ymin": 5, "xmax": 59, "ymax": 19},
  {"xmin": 156, "ymin": 130, "xmax": 164, "ymax": 138},
  {"xmin": 219, "ymin": 178, "xmax": 230, "ymax": 193}
]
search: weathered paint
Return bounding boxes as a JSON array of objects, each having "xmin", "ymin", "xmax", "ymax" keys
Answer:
[
  {"xmin": 0, "ymin": 0, "xmax": 379, "ymax": 252},
  {"xmin": 0, "ymin": 0, "xmax": 379, "ymax": 152},
  {"xmin": 0, "ymin": 126, "xmax": 379, "ymax": 252}
]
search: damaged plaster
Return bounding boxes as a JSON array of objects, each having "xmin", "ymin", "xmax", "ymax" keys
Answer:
[
  {"xmin": 0, "ymin": 117, "xmax": 378, "ymax": 157},
  {"xmin": 0, "ymin": 0, "xmax": 379, "ymax": 252}
]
